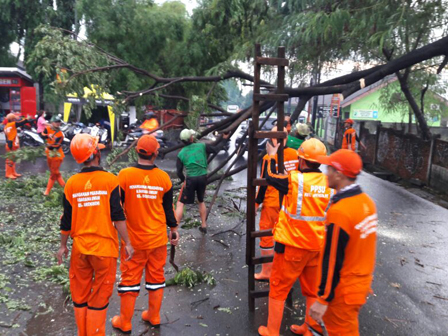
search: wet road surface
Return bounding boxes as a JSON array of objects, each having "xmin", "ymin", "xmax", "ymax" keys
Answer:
[{"xmin": 0, "ymin": 142, "xmax": 448, "ymax": 335}]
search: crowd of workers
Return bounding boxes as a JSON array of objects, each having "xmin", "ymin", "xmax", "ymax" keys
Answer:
[{"xmin": 1, "ymin": 111, "xmax": 375, "ymax": 335}]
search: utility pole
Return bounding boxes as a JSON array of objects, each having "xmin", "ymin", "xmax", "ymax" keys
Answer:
[{"xmin": 311, "ymin": 68, "xmax": 320, "ymax": 130}]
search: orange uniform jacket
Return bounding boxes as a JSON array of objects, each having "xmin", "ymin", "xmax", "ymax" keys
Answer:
[
  {"xmin": 42, "ymin": 126, "xmax": 65, "ymax": 158},
  {"xmin": 140, "ymin": 119, "xmax": 159, "ymax": 132},
  {"xmin": 60, "ymin": 167, "xmax": 126, "ymax": 258},
  {"xmin": 342, "ymin": 128, "xmax": 358, "ymax": 151},
  {"xmin": 255, "ymin": 147, "xmax": 299, "ymax": 208},
  {"xmin": 317, "ymin": 184, "xmax": 377, "ymax": 305},
  {"xmin": 118, "ymin": 164, "xmax": 177, "ymax": 250},
  {"xmin": 266, "ymin": 156, "xmax": 333, "ymax": 250},
  {"xmin": 4, "ymin": 119, "xmax": 28, "ymax": 151}
]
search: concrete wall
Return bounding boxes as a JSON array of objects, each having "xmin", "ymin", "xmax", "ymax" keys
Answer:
[
  {"xmin": 430, "ymin": 165, "xmax": 448, "ymax": 191},
  {"xmin": 344, "ymin": 122, "xmax": 448, "ymax": 194},
  {"xmin": 377, "ymin": 129, "xmax": 431, "ymax": 181}
]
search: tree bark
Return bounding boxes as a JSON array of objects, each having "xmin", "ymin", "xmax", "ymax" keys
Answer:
[{"xmin": 396, "ymin": 72, "xmax": 432, "ymax": 140}]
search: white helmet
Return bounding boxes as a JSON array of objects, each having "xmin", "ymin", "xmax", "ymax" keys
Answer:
[
  {"xmin": 291, "ymin": 122, "xmax": 311, "ymax": 137},
  {"xmin": 180, "ymin": 129, "xmax": 197, "ymax": 141}
]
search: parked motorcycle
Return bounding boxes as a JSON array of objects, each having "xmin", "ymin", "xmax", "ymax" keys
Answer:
[
  {"xmin": 60, "ymin": 122, "xmax": 85, "ymax": 141},
  {"xmin": 60, "ymin": 122, "xmax": 108, "ymax": 152},
  {"xmin": 84, "ymin": 123, "xmax": 108, "ymax": 145},
  {"xmin": 117, "ymin": 122, "xmax": 167, "ymax": 149},
  {"xmin": 18, "ymin": 127, "xmax": 45, "ymax": 147}
]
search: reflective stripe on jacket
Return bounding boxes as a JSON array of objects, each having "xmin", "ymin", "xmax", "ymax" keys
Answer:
[{"xmin": 273, "ymin": 171, "xmax": 333, "ymax": 250}]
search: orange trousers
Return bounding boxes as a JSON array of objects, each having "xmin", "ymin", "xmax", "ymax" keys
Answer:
[
  {"xmin": 269, "ymin": 246, "xmax": 321, "ymax": 332},
  {"xmin": 323, "ymin": 285, "xmax": 368, "ymax": 335},
  {"xmin": 258, "ymin": 206, "xmax": 278, "ymax": 249},
  {"xmin": 47, "ymin": 156, "xmax": 63, "ymax": 180},
  {"xmin": 117, "ymin": 244, "xmax": 167, "ymax": 297},
  {"xmin": 69, "ymin": 245, "xmax": 117, "ymax": 310}
]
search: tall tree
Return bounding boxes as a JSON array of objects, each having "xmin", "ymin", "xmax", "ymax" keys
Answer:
[
  {"xmin": 76, "ymin": 0, "xmax": 225, "ymax": 111},
  {"xmin": 0, "ymin": 0, "xmax": 76, "ymax": 63},
  {"xmin": 191, "ymin": 0, "xmax": 448, "ymax": 139},
  {"xmin": 255, "ymin": 0, "xmax": 448, "ymax": 139}
]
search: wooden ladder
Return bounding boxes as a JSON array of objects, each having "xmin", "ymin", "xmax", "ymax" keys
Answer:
[{"xmin": 246, "ymin": 44, "xmax": 288, "ymax": 311}]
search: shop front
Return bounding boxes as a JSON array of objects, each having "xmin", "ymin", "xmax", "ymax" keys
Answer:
[
  {"xmin": 0, "ymin": 67, "xmax": 37, "ymax": 119},
  {"xmin": 63, "ymin": 87, "xmax": 116, "ymax": 143}
]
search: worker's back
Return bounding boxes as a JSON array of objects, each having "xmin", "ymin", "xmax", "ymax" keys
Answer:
[
  {"xmin": 178, "ymin": 142, "xmax": 208, "ymax": 177},
  {"xmin": 325, "ymin": 190, "xmax": 377, "ymax": 283},
  {"xmin": 64, "ymin": 168, "xmax": 121, "ymax": 257},
  {"xmin": 274, "ymin": 171, "xmax": 332, "ymax": 251},
  {"xmin": 118, "ymin": 165, "xmax": 173, "ymax": 250}
]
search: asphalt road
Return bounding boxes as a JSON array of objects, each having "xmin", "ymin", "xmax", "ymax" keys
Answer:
[{"xmin": 0, "ymin": 143, "xmax": 447, "ymax": 335}]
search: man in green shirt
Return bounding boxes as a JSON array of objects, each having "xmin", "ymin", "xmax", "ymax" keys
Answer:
[
  {"xmin": 285, "ymin": 122, "xmax": 311, "ymax": 150},
  {"xmin": 176, "ymin": 129, "xmax": 229, "ymax": 233}
]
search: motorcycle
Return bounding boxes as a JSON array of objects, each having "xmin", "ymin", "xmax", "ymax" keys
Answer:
[
  {"xmin": 60, "ymin": 121, "xmax": 86, "ymax": 141},
  {"xmin": 60, "ymin": 122, "xmax": 108, "ymax": 152},
  {"xmin": 18, "ymin": 127, "xmax": 45, "ymax": 147},
  {"xmin": 84, "ymin": 123, "xmax": 108, "ymax": 145},
  {"xmin": 117, "ymin": 123, "xmax": 167, "ymax": 149}
]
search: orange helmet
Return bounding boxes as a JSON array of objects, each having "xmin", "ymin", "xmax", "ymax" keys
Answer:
[
  {"xmin": 6, "ymin": 113, "xmax": 18, "ymax": 122},
  {"xmin": 70, "ymin": 134, "xmax": 105, "ymax": 164},
  {"xmin": 297, "ymin": 138, "xmax": 327, "ymax": 162},
  {"xmin": 345, "ymin": 118, "xmax": 354, "ymax": 125}
]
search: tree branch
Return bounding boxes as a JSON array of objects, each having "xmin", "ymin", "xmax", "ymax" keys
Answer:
[{"xmin": 437, "ymin": 55, "xmax": 448, "ymax": 74}]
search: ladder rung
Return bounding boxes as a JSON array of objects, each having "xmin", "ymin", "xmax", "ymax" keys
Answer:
[
  {"xmin": 253, "ymin": 93, "xmax": 289, "ymax": 102},
  {"xmin": 256, "ymin": 57, "xmax": 289, "ymax": 67},
  {"xmin": 254, "ymin": 131, "xmax": 287, "ymax": 139},
  {"xmin": 251, "ymin": 229, "xmax": 273, "ymax": 238},
  {"xmin": 250, "ymin": 289, "xmax": 270, "ymax": 299},
  {"xmin": 252, "ymin": 178, "xmax": 268, "ymax": 186},
  {"xmin": 253, "ymin": 256, "xmax": 274, "ymax": 265}
]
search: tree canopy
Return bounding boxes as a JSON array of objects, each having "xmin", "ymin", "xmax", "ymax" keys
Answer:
[{"xmin": 3, "ymin": 0, "xmax": 446, "ymax": 139}]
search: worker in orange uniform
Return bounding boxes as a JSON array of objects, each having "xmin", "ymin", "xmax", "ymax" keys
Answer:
[
  {"xmin": 42, "ymin": 115, "xmax": 66, "ymax": 195},
  {"xmin": 112, "ymin": 135, "xmax": 179, "ymax": 334},
  {"xmin": 258, "ymin": 138, "xmax": 333, "ymax": 336},
  {"xmin": 4, "ymin": 113, "xmax": 33, "ymax": 179},
  {"xmin": 57, "ymin": 133, "xmax": 134, "ymax": 336},
  {"xmin": 309, "ymin": 149, "xmax": 377, "ymax": 336},
  {"xmin": 271, "ymin": 114, "xmax": 292, "ymax": 134},
  {"xmin": 341, "ymin": 119, "xmax": 366, "ymax": 152},
  {"xmin": 254, "ymin": 131, "xmax": 300, "ymax": 281},
  {"xmin": 140, "ymin": 112, "xmax": 159, "ymax": 133}
]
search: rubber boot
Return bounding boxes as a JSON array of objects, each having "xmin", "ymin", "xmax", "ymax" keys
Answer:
[
  {"xmin": 57, "ymin": 176, "xmax": 66, "ymax": 187},
  {"xmin": 258, "ymin": 298, "xmax": 285, "ymax": 336},
  {"xmin": 74, "ymin": 306, "xmax": 87, "ymax": 336},
  {"xmin": 5, "ymin": 163, "xmax": 16, "ymax": 179},
  {"xmin": 142, "ymin": 288, "xmax": 164, "ymax": 327},
  {"xmin": 112, "ymin": 294, "xmax": 137, "ymax": 334},
  {"xmin": 12, "ymin": 163, "xmax": 21, "ymax": 177},
  {"xmin": 44, "ymin": 178, "xmax": 55, "ymax": 196},
  {"xmin": 86, "ymin": 308, "xmax": 107, "ymax": 335},
  {"xmin": 290, "ymin": 297, "xmax": 322, "ymax": 335},
  {"xmin": 290, "ymin": 324, "xmax": 313, "ymax": 336},
  {"xmin": 255, "ymin": 249, "xmax": 274, "ymax": 281}
]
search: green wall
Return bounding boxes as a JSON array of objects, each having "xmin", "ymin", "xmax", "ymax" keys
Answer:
[{"xmin": 346, "ymin": 82, "xmax": 441, "ymax": 127}]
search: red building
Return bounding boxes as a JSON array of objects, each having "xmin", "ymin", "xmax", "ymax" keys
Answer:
[{"xmin": 0, "ymin": 67, "xmax": 37, "ymax": 119}]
